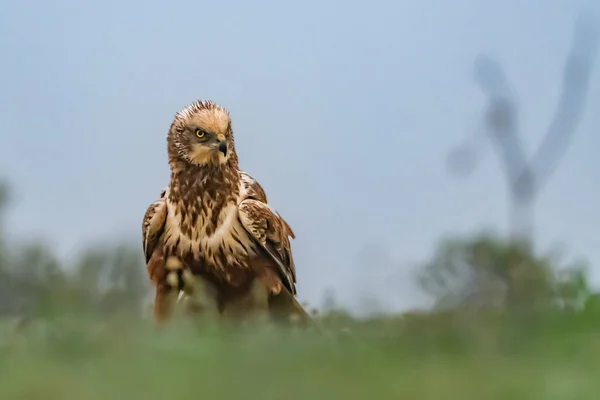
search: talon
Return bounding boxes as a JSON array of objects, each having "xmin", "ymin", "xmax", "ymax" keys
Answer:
[
  {"xmin": 182, "ymin": 269, "xmax": 195, "ymax": 288},
  {"xmin": 166, "ymin": 271, "xmax": 179, "ymax": 288}
]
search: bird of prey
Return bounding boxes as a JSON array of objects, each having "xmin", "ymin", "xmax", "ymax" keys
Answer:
[{"xmin": 142, "ymin": 100, "xmax": 314, "ymax": 328}]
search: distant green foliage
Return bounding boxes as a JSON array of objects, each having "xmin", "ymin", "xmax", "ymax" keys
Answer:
[
  {"xmin": 416, "ymin": 231, "xmax": 593, "ymax": 313},
  {"xmin": 0, "ymin": 180, "xmax": 150, "ymax": 320}
]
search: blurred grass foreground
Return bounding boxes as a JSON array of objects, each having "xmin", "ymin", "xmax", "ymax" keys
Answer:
[
  {"xmin": 3, "ymin": 306, "xmax": 600, "ymax": 399},
  {"xmin": 1, "ymin": 182, "xmax": 600, "ymax": 399}
]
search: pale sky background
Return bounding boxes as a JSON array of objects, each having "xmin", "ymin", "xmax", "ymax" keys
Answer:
[{"xmin": 1, "ymin": 0, "xmax": 599, "ymax": 314}]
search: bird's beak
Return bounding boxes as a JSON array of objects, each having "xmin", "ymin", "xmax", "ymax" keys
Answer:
[{"xmin": 218, "ymin": 140, "xmax": 227, "ymax": 156}]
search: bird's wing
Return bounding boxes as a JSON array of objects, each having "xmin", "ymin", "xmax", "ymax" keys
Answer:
[
  {"xmin": 238, "ymin": 172, "xmax": 297, "ymax": 295},
  {"xmin": 142, "ymin": 189, "xmax": 168, "ymax": 264}
]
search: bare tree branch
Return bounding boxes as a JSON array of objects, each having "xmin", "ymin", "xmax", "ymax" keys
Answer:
[
  {"xmin": 451, "ymin": 13, "xmax": 598, "ymax": 244},
  {"xmin": 474, "ymin": 55, "xmax": 528, "ymax": 190},
  {"xmin": 527, "ymin": 15, "xmax": 599, "ymax": 193}
]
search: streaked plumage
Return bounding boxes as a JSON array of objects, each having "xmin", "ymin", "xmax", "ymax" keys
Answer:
[{"xmin": 142, "ymin": 100, "xmax": 313, "ymax": 327}]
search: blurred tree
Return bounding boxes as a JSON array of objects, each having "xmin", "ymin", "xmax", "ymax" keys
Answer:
[
  {"xmin": 68, "ymin": 249, "xmax": 112, "ymax": 315},
  {"xmin": 102, "ymin": 243, "xmax": 148, "ymax": 316},
  {"xmin": 0, "ymin": 181, "xmax": 31, "ymax": 316},
  {"xmin": 73, "ymin": 249, "xmax": 108, "ymax": 294},
  {"xmin": 416, "ymin": 232, "xmax": 590, "ymax": 312},
  {"xmin": 0, "ymin": 178, "xmax": 149, "ymax": 319},
  {"xmin": 449, "ymin": 15, "xmax": 598, "ymax": 245},
  {"xmin": 8, "ymin": 242, "xmax": 68, "ymax": 316},
  {"xmin": 10, "ymin": 243, "xmax": 65, "ymax": 285},
  {"xmin": 0, "ymin": 180, "xmax": 9, "ymax": 269}
]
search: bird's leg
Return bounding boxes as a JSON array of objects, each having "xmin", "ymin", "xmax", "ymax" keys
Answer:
[
  {"xmin": 151, "ymin": 255, "xmax": 185, "ymax": 325},
  {"xmin": 146, "ymin": 247, "xmax": 176, "ymax": 324},
  {"xmin": 153, "ymin": 283, "xmax": 178, "ymax": 324}
]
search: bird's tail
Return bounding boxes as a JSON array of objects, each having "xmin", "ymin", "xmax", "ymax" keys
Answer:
[{"xmin": 268, "ymin": 289, "xmax": 322, "ymax": 333}]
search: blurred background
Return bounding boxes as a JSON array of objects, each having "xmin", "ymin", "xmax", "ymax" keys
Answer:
[
  {"xmin": 2, "ymin": 0, "xmax": 599, "ymax": 315},
  {"xmin": 1, "ymin": 1, "xmax": 600, "ymax": 397},
  {"xmin": 0, "ymin": 0, "xmax": 600, "ymax": 400}
]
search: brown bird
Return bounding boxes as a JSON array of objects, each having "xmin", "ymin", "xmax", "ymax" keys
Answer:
[{"xmin": 142, "ymin": 100, "xmax": 315, "ymax": 328}]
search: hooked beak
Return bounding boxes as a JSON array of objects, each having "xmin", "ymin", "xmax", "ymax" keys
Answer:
[{"xmin": 218, "ymin": 140, "xmax": 227, "ymax": 156}]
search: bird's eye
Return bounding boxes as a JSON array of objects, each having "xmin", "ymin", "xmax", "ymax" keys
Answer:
[{"xmin": 195, "ymin": 129, "xmax": 205, "ymax": 138}]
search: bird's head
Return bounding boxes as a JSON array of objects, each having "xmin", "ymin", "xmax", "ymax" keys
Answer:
[{"xmin": 167, "ymin": 100, "xmax": 235, "ymax": 168}]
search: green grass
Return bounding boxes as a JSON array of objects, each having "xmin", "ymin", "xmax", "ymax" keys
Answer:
[{"xmin": 0, "ymin": 310, "xmax": 599, "ymax": 400}]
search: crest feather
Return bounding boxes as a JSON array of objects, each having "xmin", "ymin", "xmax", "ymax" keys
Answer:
[{"xmin": 173, "ymin": 100, "xmax": 229, "ymax": 125}]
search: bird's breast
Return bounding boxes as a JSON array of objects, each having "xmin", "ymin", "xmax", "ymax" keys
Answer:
[{"xmin": 162, "ymin": 200, "xmax": 257, "ymax": 271}]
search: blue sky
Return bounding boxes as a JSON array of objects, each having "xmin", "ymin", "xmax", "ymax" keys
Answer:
[{"xmin": 1, "ymin": 0, "xmax": 599, "ymax": 313}]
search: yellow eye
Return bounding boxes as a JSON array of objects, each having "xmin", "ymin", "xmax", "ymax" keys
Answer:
[{"xmin": 195, "ymin": 129, "xmax": 205, "ymax": 138}]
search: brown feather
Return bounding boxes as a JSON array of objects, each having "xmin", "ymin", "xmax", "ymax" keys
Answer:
[
  {"xmin": 238, "ymin": 198, "xmax": 296, "ymax": 295},
  {"xmin": 141, "ymin": 189, "xmax": 167, "ymax": 264},
  {"xmin": 142, "ymin": 99, "xmax": 312, "ymax": 327}
]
